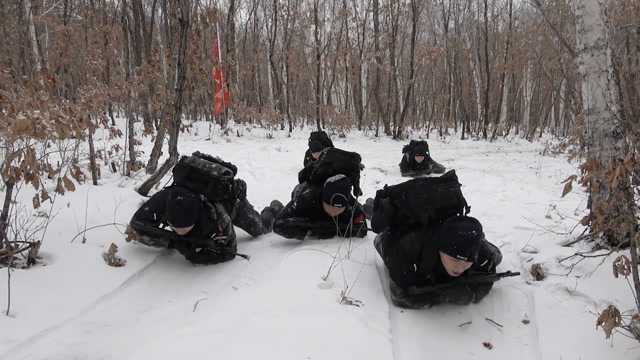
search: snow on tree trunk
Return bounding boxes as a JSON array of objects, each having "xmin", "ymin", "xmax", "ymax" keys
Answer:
[{"xmin": 575, "ymin": 0, "xmax": 635, "ymax": 246}]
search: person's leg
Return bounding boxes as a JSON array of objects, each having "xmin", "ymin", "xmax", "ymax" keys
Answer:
[
  {"xmin": 260, "ymin": 200, "xmax": 284, "ymax": 232},
  {"xmin": 232, "ymin": 197, "xmax": 266, "ymax": 237}
]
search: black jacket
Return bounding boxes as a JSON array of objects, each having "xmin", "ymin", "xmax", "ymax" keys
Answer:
[
  {"xmin": 303, "ymin": 131, "xmax": 334, "ymax": 167},
  {"xmin": 273, "ymin": 183, "xmax": 367, "ymax": 240},
  {"xmin": 375, "ymin": 226, "xmax": 502, "ymax": 305},
  {"xmin": 399, "ymin": 141, "xmax": 445, "ymax": 176},
  {"xmin": 130, "ymin": 186, "xmax": 236, "ymax": 264},
  {"xmin": 399, "ymin": 153, "xmax": 446, "ymax": 176}
]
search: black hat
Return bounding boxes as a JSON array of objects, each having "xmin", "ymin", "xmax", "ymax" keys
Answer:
[
  {"xmin": 309, "ymin": 140, "xmax": 324, "ymax": 153},
  {"xmin": 412, "ymin": 142, "xmax": 430, "ymax": 157},
  {"xmin": 166, "ymin": 187, "xmax": 202, "ymax": 228},
  {"xmin": 436, "ymin": 216, "xmax": 484, "ymax": 262},
  {"xmin": 322, "ymin": 174, "xmax": 352, "ymax": 208}
]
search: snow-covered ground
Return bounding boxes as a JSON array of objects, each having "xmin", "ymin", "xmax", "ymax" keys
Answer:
[{"xmin": 0, "ymin": 122, "xmax": 638, "ymax": 359}]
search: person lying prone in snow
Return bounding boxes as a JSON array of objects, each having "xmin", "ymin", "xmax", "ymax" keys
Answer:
[
  {"xmin": 399, "ymin": 140, "xmax": 446, "ymax": 177},
  {"xmin": 375, "ymin": 216, "xmax": 503, "ymax": 308},
  {"xmin": 126, "ymin": 186, "xmax": 238, "ymax": 265},
  {"xmin": 261, "ymin": 174, "xmax": 368, "ymax": 240},
  {"xmin": 126, "ymin": 152, "xmax": 267, "ymax": 264}
]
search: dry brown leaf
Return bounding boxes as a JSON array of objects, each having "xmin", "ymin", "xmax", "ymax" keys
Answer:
[
  {"xmin": 612, "ymin": 255, "xmax": 631, "ymax": 278},
  {"xmin": 62, "ymin": 175, "xmax": 76, "ymax": 192},
  {"xmin": 55, "ymin": 177, "xmax": 65, "ymax": 195},
  {"xmin": 561, "ymin": 181, "xmax": 573, "ymax": 198},
  {"xmin": 32, "ymin": 194, "xmax": 41, "ymax": 209},
  {"xmin": 102, "ymin": 243, "xmax": 127, "ymax": 267},
  {"xmin": 40, "ymin": 189, "xmax": 50, "ymax": 202},
  {"xmin": 596, "ymin": 305, "xmax": 622, "ymax": 339},
  {"xmin": 71, "ymin": 165, "xmax": 86, "ymax": 184},
  {"xmin": 580, "ymin": 215, "xmax": 591, "ymax": 226},
  {"xmin": 530, "ymin": 263, "xmax": 545, "ymax": 281}
]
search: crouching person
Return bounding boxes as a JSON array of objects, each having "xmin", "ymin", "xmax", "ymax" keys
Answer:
[
  {"xmin": 262, "ymin": 174, "xmax": 368, "ymax": 240},
  {"xmin": 375, "ymin": 216, "xmax": 503, "ymax": 308},
  {"xmin": 127, "ymin": 186, "xmax": 237, "ymax": 265}
]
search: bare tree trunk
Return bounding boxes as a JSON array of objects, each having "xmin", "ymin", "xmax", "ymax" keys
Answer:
[
  {"xmin": 388, "ymin": 2, "xmax": 400, "ymax": 136},
  {"xmin": 491, "ymin": 0, "xmax": 512, "ymax": 141},
  {"xmin": 87, "ymin": 117, "xmax": 99, "ymax": 185},
  {"xmin": 138, "ymin": 0, "xmax": 190, "ymax": 196},
  {"xmin": 226, "ymin": 0, "xmax": 238, "ymax": 92},
  {"xmin": 0, "ymin": 180, "xmax": 13, "ymax": 249},
  {"xmin": 481, "ymin": 0, "xmax": 491, "ymax": 139},
  {"xmin": 373, "ymin": 0, "xmax": 382, "ymax": 137},
  {"xmin": 576, "ymin": 0, "xmax": 633, "ymax": 248},
  {"xmin": 313, "ymin": 0, "xmax": 322, "ymax": 131},
  {"xmin": 395, "ymin": 0, "xmax": 420, "ymax": 139},
  {"xmin": 146, "ymin": 112, "xmax": 166, "ymax": 173}
]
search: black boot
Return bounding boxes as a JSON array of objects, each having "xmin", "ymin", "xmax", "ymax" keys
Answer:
[{"xmin": 260, "ymin": 200, "xmax": 284, "ymax": 233}]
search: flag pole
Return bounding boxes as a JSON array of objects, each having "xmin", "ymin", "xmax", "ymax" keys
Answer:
[{"xmin": 216, "ymin": 21, "xmax": 222, "ymax": 65}]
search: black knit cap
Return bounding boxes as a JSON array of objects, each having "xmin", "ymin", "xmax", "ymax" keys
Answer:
[
  {"xmin": 309, "ymin": 140, "xmax": 324, "ymax": 153},
  {"xmin": 166, "ymin": 187, "xmax": 202, "ymax": 228},
  {"xmin": 322, "ymin": 174, "xmax": 352, "ymax": 208},
  {"xmin": 436, "ymin": 216, "xmax": 484, "ymax": 262},
  {"xmin": 413, "ymin": 142, "xmax": 430, "ymax": 157}
]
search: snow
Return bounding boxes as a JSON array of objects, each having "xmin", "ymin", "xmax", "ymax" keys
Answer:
[{"xmin": 0, "ymin": 122, "xmax": 638, "ymax": 359}]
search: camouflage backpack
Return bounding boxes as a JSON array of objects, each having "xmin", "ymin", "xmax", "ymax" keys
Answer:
[{"xmin": 172, "ymin": 151, "xmax": 238, "ymax": 203}]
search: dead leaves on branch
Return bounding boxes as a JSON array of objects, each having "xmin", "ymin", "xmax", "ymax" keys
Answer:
[
  {"xmin": 596, "ymin": 305, "xmax": 623, "ymax": 339},
  {"xmin": 561, "ymin": 175, "xmax": 578, "ymax": 197},
  {"xmin": 612, "ymin": 255, "xmax": 632, "ymax": 278}
]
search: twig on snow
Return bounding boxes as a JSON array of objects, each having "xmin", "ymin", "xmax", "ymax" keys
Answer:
[
  {"xmin": 70, "ymin": 222, "xmax": 128, "ymax": 243},
  {"xmin": 192, "ymin": 297, "xmax": 208, "ymax": 313},
  {"xmin": 485, "ymin": 317, "xmax": 504, "ymax": 329}
]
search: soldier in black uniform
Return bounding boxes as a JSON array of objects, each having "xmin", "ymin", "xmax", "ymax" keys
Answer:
[
  {"xmin": 375, "ymin": 216, "xmax": 502, "ymax": 308},
  {"xmin": 262, "ymin": 174, "xmax": 367, "ymax": 240},
  {"xmin": 399, "ymin": 140, "xmax": 446, "ymax": 177},
  {"xmin": 127, "ymin": 154, "xmax": 266, "ymax": 265},
  {"xmin": 303, "ymin": 131, "xmax": 334, "ymax": 167}
]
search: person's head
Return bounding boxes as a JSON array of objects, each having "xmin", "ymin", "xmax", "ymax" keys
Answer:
[
  {"xmin": 412, "ymin": 142, "xmax": 429, "ymax": 163},
  {"xmin": 309, "ymin": 140, "xmax": 324, "ymax": 160},
  {"xmin": 435, "ymin": 216, "xmax": 484, "ymax": 277},
  {"xmin": 166, "ymin": 188, "xmax": 202, "ymax": 236},
  {"xmin": 321, "ymin": 174, "xmax": 352, "ymax": 217}
]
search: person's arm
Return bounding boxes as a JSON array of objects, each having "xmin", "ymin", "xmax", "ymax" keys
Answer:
[
  {"xmin": 127, "ymin": 190, "xmax": 173, "ymax": 246},
  {"xmin": 130, "ymin": 190, "xmax": 170, "ymax": 228},
  {"xmin": 399, "ymin": 152, "xmax": 412, "ymax": 175},
  {"xmin": 273, "ymin": 187, "xmax": 323, "ymax": 239},
  {"xmin": 272, "ymin": 200, "xmax": 312, "ymax": 240},
  {"xmin": 466, "ymin": 239, "xmax": 502, "ymax": 303},
  {"xmin": 427, "ymin": 240, "xmax": 503, "ymax": 305},
  {"xmin": 303, "ymin": 149, "xmax": 313, "ymax": 167}
]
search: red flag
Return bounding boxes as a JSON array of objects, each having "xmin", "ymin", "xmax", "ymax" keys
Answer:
[
  {"xmin": 213, "ymin": 67, "xmax": 231, "ymax": 116},
  {"xmin": 211, "ymin": 38, "xmax": 231, "ymax": 116}
]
